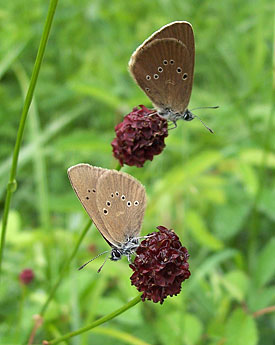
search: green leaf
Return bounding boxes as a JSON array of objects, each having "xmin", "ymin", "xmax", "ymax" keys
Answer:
[
  {"xmin": 240, "ymin": 149, "xmax": 275, "ymax": 169},
  {"xmin": 155, "ymin": 310, "xmax": 182, "ymax": 345},
  {"xmin": 154, "ymin": 151, "xmax": 222, "ymax": 196},
  {"xmin": 71, "ymin": 82, "xmax": 123, "ymax": 108},
  {"xmin": 237, "ymin": 162, "xmax": 258, "ymax": 196},
  {"xmin": 259, "ymin": 189, "xmax": 275, "ymax": 221},
  {"xmin": 254, "ymin": 237, "xmax": 275, "ymax": 287},
  {"xmin": 247, "ymin": 286, "xmax": 275, "ymax": 312},
  {"xmin": 222, "ymin": 270, "xmax": 249, "ymax": 302},
  {"xmin": 213, "ymin": 183, "xmax": 251, "ymax": 240},
  {"xmin": 0, "ymin": 42, "xmax": 27, "ymax": 79},
  {"xmin": 182, "ymin": 313, "xmax": 203, "ymax": 345},
  {"xmin": 1, "ymin": 210, "xmax": 21, "ymax": 242},
  {"xmin": 188, "ymin": 249, "xmax": 238, "ymax": 289},
  {"xmin": 225, "ymin": 308, "xmax": 258, "ymax": 345},
  {"xmin": 186, "ymin": 210, "xmax": 224, "ymax": 250}
]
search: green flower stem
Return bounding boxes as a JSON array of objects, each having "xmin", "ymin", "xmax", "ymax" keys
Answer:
[
  {"xmin": 40, "ymin": 219, "xmax": 92, "ymax": 316},
  {"xmin": 45, "ymin": 294, "xmax": 142, "ymax": 345},
  {"xmin": 115, "ymin": 162, "xmax": 122, "ymax": 170},
  {"xmin": 16, "ymin": 284, "xmax": 26, "ymax": 341},
  {"xmin": 0, "ymin": 0, "xmax": 59, "ymax": 278}
]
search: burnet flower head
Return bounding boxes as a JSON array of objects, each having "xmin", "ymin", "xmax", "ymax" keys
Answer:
[
  {"xmin": 111, "ymin": 105, "xmax": 168, "ymax": 167},
  {"xmin": 19, "ymin": 268, "xmax": 35, "ymax": 285},
  {"xmin": 130, "ymin": 226, "xmax": 190, "ymax": 304}
]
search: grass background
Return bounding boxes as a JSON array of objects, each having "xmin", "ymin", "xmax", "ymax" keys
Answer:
[{"xmin": 0, "ymin": 0, "xmax": 274, "ymax": 344}]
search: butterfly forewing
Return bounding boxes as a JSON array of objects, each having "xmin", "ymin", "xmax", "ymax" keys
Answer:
[
  {"xmin": 67, "ymin": 164, "xmax": 119, "ymax": 247},
  {"xmin": 96, "ymin": 170, "xmax": 146, "ymax": 244},
  {"xmin": 130, "ymin": 38, "xmax": 193, "ymax": 113}
]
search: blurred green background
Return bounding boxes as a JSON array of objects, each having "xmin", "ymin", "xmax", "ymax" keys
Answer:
[{"xmin": 0, "ymin": 0, "xmax": 274, "ymax": 344}]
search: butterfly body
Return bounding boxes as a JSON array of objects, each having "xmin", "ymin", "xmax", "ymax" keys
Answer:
[
  {"xmin": 158, "ymin": 107, "xmax": 195, "ymax": 124},
  {"xmin": 68, "ymin": 164, "xmax": 146, "ymax": 264},
  {"xmin": 110, "ymin": 237, "xmax": 139, "ymax": 261}
]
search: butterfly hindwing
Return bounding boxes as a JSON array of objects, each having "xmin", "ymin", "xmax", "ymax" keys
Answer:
[
  {"xmin": 96, "ymin": 170, "xmax": 146, "ymax": 244},
  {"xmin": 130, "ymin": 38, "xmax": 193, "ymax": 113},
  {"xmin": 129, "ymin": 21, "xmax": 195, "ymax": 114}
]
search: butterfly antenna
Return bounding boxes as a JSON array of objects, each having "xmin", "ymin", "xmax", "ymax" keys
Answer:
[
  {"xmin": 97, "ymin": 254, "xmax": 109, "ymax": 273},
  {"xmin": 78, "ymin": 250, "xmax": 110, "ymax": 271},
  {"xmin": 193, "ymin": 114, "xmax": 214, "ymax": 134},
  {"xmin": 190, "ymin": 106, "xmax": 219, "ymax": 111}
]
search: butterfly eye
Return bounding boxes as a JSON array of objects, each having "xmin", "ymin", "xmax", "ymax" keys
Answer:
[
  {"xmin": 106, "ymin": 201, "xmax": 111, "ymax": 207},
  {"xmin": 158, "ymin": 67, "xmax": 163, "ymax": 73},
  {"xmin": 146, "ymin": 75, "xmax": 151, "ymax": 80},
  {"xmin": 176, "ymin": 67, "xmax": 182, "ymax": 73},
  {"xmin": 111, "ymin": 193, "xmax": 114, "ymax": 198},
  {"xmin": 134, "ymin": 201, "xmax": 139, "ymax": 206},
  {"xmin": 92, "ymin": 189, "xmax": 96, "ymax": 193},
  {"xmin": 154, "ymin": 74, "xmax": 159, "ymax": 79},
  {"xmin": 163, "ymin": 60, "xmax": 168, "ymax": 65},
  {"xmin": 182, "ymin": 73, "xmax": 188, "ymax": 80},
  {"xmin": 86, "ymin": 196, "xmax": 89, "ymax": 200},
  {"xmin": 145, "ymin": 87, "xmax": 150, "ymax": 92},
  {"xmin": 103, "ymin": 209, "xmax": 108, "ymax": 215},
  {"xmin": 87, "ymin": 189, "xmax": 91, "ymax": 193},
  {"xmin": 121, "ymin": 195, "xmax": 126, "ymax": 201},
  {"xmin": 127, "ymin": 201, "xmax": 132, "ymax": 207},
  {"xmin": 115, "ymin": 191, "xmax": 119, "ymax": 196},
  {"xmin": 170, "ymin": 60, "xmax": 174, "ymax": 64}
]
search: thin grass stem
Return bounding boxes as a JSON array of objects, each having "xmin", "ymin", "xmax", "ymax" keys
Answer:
[{"xmin": 0, "ymin": 0, "xmax": 59, "ymax": 278}]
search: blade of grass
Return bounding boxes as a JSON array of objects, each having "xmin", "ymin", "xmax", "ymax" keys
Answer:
[
  {"xmin": 0, "ymin": 42, "xmax": 28, "ymax": 79},
  {"xmin": 0, "ymin": 103, "xmax": 91, "ymax": 188},
  {"xmin": 13, "ymin": 61, "xmax": 52, "ymax": 283},
  {"xmin": 13, "ymin": 61, "xmax": 50, "ymax": 229},
  {"xmin": 40, "ymin": 219, "xmax": 92, "ymax": 316},
  {"xmin": 92, "ymin": 327, "xmax": 151, "ymax": 345},
  {"xmin": 0, "ymin": 0, "xmax": 59, "ymax": 278},
  {"xmin": 248, "ymin": 15, "xmax": 275, "ymax": 270}
]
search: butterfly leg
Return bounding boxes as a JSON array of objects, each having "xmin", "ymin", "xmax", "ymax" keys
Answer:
[
  {"xmin": 127, "ymin": 254, "xmax": 133, "ymax": 264},
  {"xmin": 168, "ymin": 121, "xmax": 177, "ymax": 130},
  {"xmin": 146, "ymin": 110, "xmax": 158, "ymax": 117}
]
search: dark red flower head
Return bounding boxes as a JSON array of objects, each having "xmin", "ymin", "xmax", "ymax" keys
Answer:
[
  {"xmin": 111, "ymin": 105, "xmax": 168, "ymax": 167},
  {"xmin": 19, "ymin": 268, "xmax": 34, "ymax": 285},
  {"xmin": 130, "ymin": 226, "xmax": 190, "ymax": 304}
]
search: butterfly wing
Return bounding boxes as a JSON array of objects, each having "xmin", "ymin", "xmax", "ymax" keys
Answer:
[
  {"xmin": 96, "ymin": 170, "xmax": 146, "ymax": 244},
  {"xmin": 67, "ymin": 164, "xmax": 120, "ymax": 247},
  {"xmin": 131, "ymin": 21, "xmax": 195, "ymax": 57},
  {"xmin": 129, "ymin": 37, "xmax": 193, "ymax": 113}
]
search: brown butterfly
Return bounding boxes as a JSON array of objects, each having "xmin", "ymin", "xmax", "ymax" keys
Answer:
[
  {"xmin": 68, "ymin": 164, "xmax": 146, "ymax": 270},
  {"xmin": 129, "ymin": 21, "xmax": 217, "ymax": 132}
]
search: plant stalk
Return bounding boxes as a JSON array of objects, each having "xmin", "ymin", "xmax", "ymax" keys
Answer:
[{"xmin": 0, "ymin": 0, "xmax": 59, "ymax": 278}]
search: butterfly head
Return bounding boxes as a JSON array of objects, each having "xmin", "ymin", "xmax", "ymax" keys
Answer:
[
  {"xmin": 182, "ymin": 109, "xmax": 195, "ymax": 121},
  {"xmin": 110, "ymin": 248, "xmax": 122, "ymax": 261}
]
